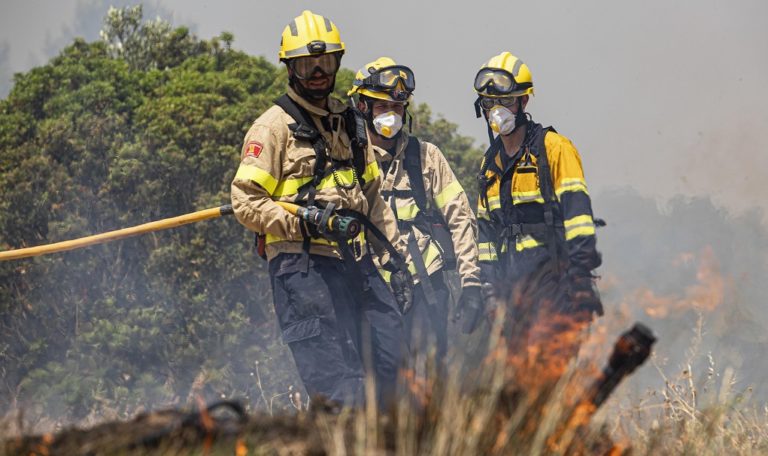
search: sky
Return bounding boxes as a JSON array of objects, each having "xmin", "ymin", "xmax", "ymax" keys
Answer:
[{"xmin": 2, "ymin": 0, "xmax": 768, "ymax": 222}]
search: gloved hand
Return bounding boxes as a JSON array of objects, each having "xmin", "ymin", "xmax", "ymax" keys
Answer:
[
  {"xmin": 389, "ymin": 268, "xmax": 414, "ymax": 315},
  {"xmin": 569, "ymin": 273, "xmax": 603, "ymax": 316},
  {"xmin": 455, "ymin": 286, "xmax": 484, "ymax": 334}
]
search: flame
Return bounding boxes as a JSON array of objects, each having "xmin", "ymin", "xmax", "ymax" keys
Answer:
[
  {"xmin": 475, "ymin": 260, "xmax": 636, "ymax": 454},
  {"xmin": 400, "ymin": 367, "xmax": 432, "ymax": 408},
  {"xmin": 235, "ymin": 438, "xmax": 248, "ymax": 456},
  {"xmin": 195, "ymin": 395, "xmax": 214, "ymax": 454},
  {"xmin": 627, "ymin": 246, "xmax": 731, "ymax": 318}
]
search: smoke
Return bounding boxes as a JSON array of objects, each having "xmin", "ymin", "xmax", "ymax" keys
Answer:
[
  {"xmin": 592, "ymin": 188, "xmax": 768, "ymax": 402},
  {"xmin": 0, "ymin": 42, "xmax": 10, "ymax": 98}
]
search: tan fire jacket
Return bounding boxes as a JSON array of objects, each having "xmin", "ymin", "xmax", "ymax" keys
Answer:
[
  {"xmin": 374, "ymin": 131, "xmax": 481, "ymax": 289},
  {"xmin": 230, "ymin": 88, "xmax": 405, "ymax": 263}
]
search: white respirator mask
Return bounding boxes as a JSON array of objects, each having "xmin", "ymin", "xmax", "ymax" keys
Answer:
[
  {"xmin": 372, "ymin": 111, "xmax": 403, "ymax": 139},
  {"xmin": 488, "ymin": 105, "xmax": 517, "ymax": 136}
]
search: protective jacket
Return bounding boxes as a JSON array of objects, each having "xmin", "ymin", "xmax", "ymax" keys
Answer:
[
  {"xmin": 231, "ymin": 87, "xmax": 405, "ymax": 263},
  {"xmin": 477, "ymin": 122, "xmax": 601, "ymax": 283},
  {"xmin": 373, "ymin": 131, "xmax": 481, "ymax": 289}
]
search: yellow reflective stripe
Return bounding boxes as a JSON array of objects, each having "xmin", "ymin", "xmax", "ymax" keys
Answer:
[
  {"xmin": 478, "ymin": 242, "xmax": 498, "ymax": 261},
  {"xmin": 477, "ymin": 195, "xmax": 501, "ymax": 217},
  {"xmin": 556, "ymin": 178, "xmax": 588, "ymax": 197},
  {"xmin": 272, "ymin": 169, "xmax": 357, "ymax": 197},
  {"xmin": 380, "ymin": 269, "xmax": 392, "ymax": 282},
  {"xmin": 421, "ymin": 242, "xmax": 441, "ymax": 270},
  {"xmin": 362, "ymin": 161, "xmax": 380, "ymax": 182},
  {"xmin": 515, "ymin": 235, "xmax": 541, "ymax": 252},
  {"xmin": 234, "ymin": 164, "xmax": 279, "ymax": 195},
  {"xmin": 512, "ymin": 190, "xmax": 545, "ymax": 204},
  {"xmin": 265, "ymin": 230, "xmax": 366, "ymax": 246},
  {"xmin": 397, "ymin": 203, "xmax": 420, "ymax": 221},
  {"xmin": 477, "ymin": 195, "xmax": 500, "ymax": 219},
  {"xmin": 564, "ymin": 214, "xmax": 594, "ymax": 228},
  {"xmin": 434, "ymin": 180, "xmax": 464, "ymax": 209},
  {"xmin": 564, "ymin": 214, "xmax": 596, "ymax": 240},
  {"xmin": 379, "ymin": 242, "xmax": 442, "ymax": 283},
  {"xmin": 565, "ymin": 225, "xmax": 596, "ymax": 240},
  {"xmin": 272, "ymin": 176, "xmax": 312, "ymax": 197}
]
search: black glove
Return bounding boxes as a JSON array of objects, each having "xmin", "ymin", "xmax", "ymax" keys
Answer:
[
  {"xmin": 389, "ymin": 268, "xmax": 414, "ymax": 315},
  {"xmin": 569, "ymin": 273, "xmax": 603, "ymax": 316},
  {"xmin": 455, "ymin": 286, "xmax": 484, "ymax": 334}
]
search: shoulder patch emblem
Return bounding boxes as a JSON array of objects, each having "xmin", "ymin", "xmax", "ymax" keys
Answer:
[{"xmin": 245, "ymin": 141, "xmax": 263, "ymax": 158}]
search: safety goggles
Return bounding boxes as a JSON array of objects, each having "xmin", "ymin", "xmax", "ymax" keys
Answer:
[
  {"xmin": 478, "ymin": 96, "xmax": 519, "ymax": 110},
  {"xmin": 474, "ymin": 68, "xmax": 531, "ymax": 96},
  {"xmin": 289, "ymin": 53, "xmax": 341, "ymax": 80},
  {"xmin": 363, "ymin": 65, "xmax": 416, "ymax": 93}
]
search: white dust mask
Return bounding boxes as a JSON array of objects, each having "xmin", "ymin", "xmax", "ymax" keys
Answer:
[
  {"xmin": 488, "ymin": 105, "xmax": 516, "ymax": 135},
  {"xmin": 372, "ymin": 111, "xmax": 403, "ymax": 139}
]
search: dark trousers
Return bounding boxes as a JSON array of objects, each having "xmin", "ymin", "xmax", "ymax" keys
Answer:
[
  {"xmin": 269, "ymin": 253, "xmax": 405, "ymax": 407},
  {"xmin": 404, "ymin": 271, "xmax": 451, "ymax": 373},
  {"xmin": 498, "ymin": 248, "xmax": 593, "ymax": 366}
]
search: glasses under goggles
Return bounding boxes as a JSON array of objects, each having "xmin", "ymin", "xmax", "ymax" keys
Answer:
[
  {"xmin": 363, "ymin": 65, "xmax": 415, "ymax": 93},
  {"xmin": 290, "ymin": 53, "xmax": 341, "ymax": 80},
  {"xmin": 473, "ymin": 68, "xmax": 531, "ymax": 96},
  {"xmin": 478, "ymin": 96, "xmax": 519, "ymax": 110}
]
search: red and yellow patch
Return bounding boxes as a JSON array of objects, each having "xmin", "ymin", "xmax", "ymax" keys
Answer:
[{"xmin": 245, "ymin": 141, "xmax": 263, "ymax": 158}]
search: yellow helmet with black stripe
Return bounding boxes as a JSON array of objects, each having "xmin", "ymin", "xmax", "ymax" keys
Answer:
[
  {"xmin": 279, "ymin": 10, "xmax": 345, "ymax": 61},
  {"xmin": 348, "ymin": 57, "xmax": 415, "ymax": 103},
  {"xmin": 474, "ymin": 52, "xmax": 534, "ymax": 98}
]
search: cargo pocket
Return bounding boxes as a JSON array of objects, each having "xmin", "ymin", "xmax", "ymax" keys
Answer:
[
  {"xmin": 281, "ymin": 316, "xmax": 321, "ymax": 344},
  {"xmin": 511, "ymin": 164, "xmax": 544, "ymax": 205}
]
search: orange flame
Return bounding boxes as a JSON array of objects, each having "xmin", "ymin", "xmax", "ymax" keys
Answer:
[
  {"xmin": 400, "ymin": 367, "xmax": 432, "ymax": 408},
  {"xmin": 627, "ymin": 246, "xmax": 731, "ymax": 318}
]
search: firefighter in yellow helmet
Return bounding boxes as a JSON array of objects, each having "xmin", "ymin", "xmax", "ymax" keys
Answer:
[
  {"xmin": 469, "ymin": 52, "xmax": 603, "ymax": 341},
  {"xmin": 349, "ymin": 57, "xmax": 482, "ymax": 370},
  {"xmin": 230, "ymin": 11, "xmax": 411, "ymax": 408}
]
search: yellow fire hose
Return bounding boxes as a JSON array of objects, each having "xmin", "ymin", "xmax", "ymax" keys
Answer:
[{"xmin": 0, "ymin": 202, "xmax": 361, "ymax": 262}]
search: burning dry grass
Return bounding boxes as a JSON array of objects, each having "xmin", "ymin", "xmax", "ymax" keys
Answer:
[
  {"xmin": 2, "ymin": 318, "xmax": 767, "ymax": 455},
  {"xmin": 3, "ymin": 250, "xmax": 767, "ymax": 455}
]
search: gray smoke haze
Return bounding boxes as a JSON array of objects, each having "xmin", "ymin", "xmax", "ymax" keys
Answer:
[
  {"xmin": 2, "ymin": 0, "xmax": 767, "ymax": 221},
  {"xmin": 1, "ymin": 0, "xmax": 767, "ymax": 431},
  {"xmin": 0, "ymin": 42, "xmax": 9, "ymax": 98},
  {"xmin": 592, "ymin": 189, "xmax": 768, "ymax": 404}
]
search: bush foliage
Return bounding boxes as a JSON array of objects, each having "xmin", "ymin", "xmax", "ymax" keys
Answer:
[{"xmin": 0, "ymin": 6, "xmax": 484, "ymax": 425}]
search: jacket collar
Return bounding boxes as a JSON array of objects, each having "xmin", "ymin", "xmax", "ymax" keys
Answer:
[{"xmin": 371, "ymin": 130, "xmax": 410, "ymax": 163}]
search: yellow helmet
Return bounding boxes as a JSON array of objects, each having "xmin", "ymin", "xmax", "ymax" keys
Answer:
[
  {"xmin": 348, "ymin": 57, "xmax": 415, "ymax": 103},
  {"xmin": 474, "ymin": 52, "xmax": 534, "ymax": 98},
  {"xmin": 279, "ymin": 10, "xmax": 345, "ymax": 60}
]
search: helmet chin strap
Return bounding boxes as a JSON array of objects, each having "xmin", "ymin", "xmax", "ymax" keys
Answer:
[{"xmin": 514, "ymin": 97, "xmax": 529, "ymax": 130}]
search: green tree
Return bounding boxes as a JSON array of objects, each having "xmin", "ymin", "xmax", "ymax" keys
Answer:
[
  {"xmin": 0, "ymin": 7, "xmax": 296, "ymax": 424},
  {"xmin": 0, "ymin": 6, "xmax": 485, "ymax": 426},
  {"xmin": 411, "ymin": 103, "xmax": 485, "ymax": 204}
]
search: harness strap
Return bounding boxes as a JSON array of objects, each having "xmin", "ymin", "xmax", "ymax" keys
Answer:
[
  {"xmin": 402, "ymin": 137, "xmax": 429, "ymax": 213},
  {"xmin": 274, "ymin": 95, "xmax": 326, "ymax": 272},
  {"xmin": 532, "ymin": 125, "xmax": 567, "ymax": 276},
  {"xmin": 477, "ymin": 136, "xmax": 503, "ymax": 211},
  {"xmin": 338, "ymin": 209, "xmax": 409, "ymax": 274},
  {"xmin": 271, "ymin": 95, "xmax": 407, "ymax": 277},
  {"xmin": 407, "ymin": 232, "xmax": 437, "ymax": 307}
]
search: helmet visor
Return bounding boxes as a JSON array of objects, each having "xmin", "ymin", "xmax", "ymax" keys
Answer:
[
  {"xmin": 474, "ymin": 68, "xmax": 527, "ymax": 96},
  {"xmin": 290, "ymin": 53, "xmax": 341, "ymax": 79},
  {"xmin": 364, "ymin": 65, "xmax": 416, "ymax": 93},
  {"xmin": 478, "ymin": 96, "xmax": 519, "ymax": 110}
]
